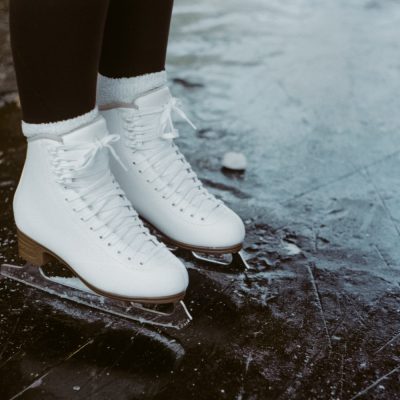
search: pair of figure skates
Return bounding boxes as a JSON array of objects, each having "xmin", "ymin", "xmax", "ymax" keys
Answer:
[{"xmin": 2, "ymin": 87, "xmax": 246, "ymax": 329}]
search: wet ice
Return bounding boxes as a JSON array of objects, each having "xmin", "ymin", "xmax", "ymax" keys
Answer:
[{"xmin": 1, "ymin": 0, "xmax": 400, "ymax": 399}]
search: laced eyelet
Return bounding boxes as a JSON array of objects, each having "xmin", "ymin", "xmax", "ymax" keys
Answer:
[
  {"xmin": 90, "ymin": 227, "xmax": 93, "ymax": 230},
  {"xmin": 80, "ymin": 217, "xmax": 84, "ymax": 221},
  {"xmin": 201, "ymin": 217, "xmax": 205, "ymax": 221},
  {"xmin": 132, "ymin": 161, "xmax": 136, "ymax": 165},
  {"xmin": 180, "ymin": 209, "xmax": 183, "ymax": 212},
  {"xmin": 99, "ymin": 235, "xmax": 103, "ymax": 239},
  {"xmin": 117, "ymin": 251, "xmax": 121, "ymax": 254},
  {"xmin": 139, "ymin": 170, "xmax": 142, "ymax": 173},
  {"xmin": 107, "ymin": 243, "xmax": 111, "ymax": 246},
  {"xmin": 128, "ymin": 257, "xmax": 132, "ymax": 261},
  {"xmin": 172, "ymin": 203, "xmax": 176, "ymax": 207},
  {"xmin": 139, "ymin": 262, "xmax": 144, "ymax": 266},
  {"xmin": 146, "ymin": 179, "xmax": 150, "ymax": 183},
  {"xmin": 190, "ymin": 214, "xmax": 194, "ymax": 218},
  {"xmin": 162, "ymin": 195, "xmax": 166, "ymax": 199},
  {"xmin": 72, "ymin": 208, "xmax": 76, "ymax": 212}
]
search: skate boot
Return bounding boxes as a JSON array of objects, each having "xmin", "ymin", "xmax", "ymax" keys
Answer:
[
  {"xmin": 6, "ymin": 116, "xmax": 191, "ymax": 327},
  {"xmin": 100, "ymin": 87, "xmax": 248, "ymax": 270}
]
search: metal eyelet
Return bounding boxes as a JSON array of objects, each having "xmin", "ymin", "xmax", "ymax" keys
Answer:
[
  {"xmin": 107, "ymin": 243, "xmax": 111, "ymax": 246},
  {"xmin": 99, "ymin": 235, "xmax": 103, "ymax": 239},
  {"xmin": 190, "ymin": 214, "xmax": 194, "ymax": 218},
  {"xmin": 128, "ymin": 257, "xmax": 132, "ymax": 261},
  {"xmin": 201, "ymin": 217, "xmax": 205, "ymax": 221}
]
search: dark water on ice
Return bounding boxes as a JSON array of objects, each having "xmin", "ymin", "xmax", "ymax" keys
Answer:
[{"xmin": 1, "ymin": 0, "xmax": 400, "ymax": 398}]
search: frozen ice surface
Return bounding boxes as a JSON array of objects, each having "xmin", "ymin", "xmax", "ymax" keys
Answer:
[{"xmin": 1, "ymin": 0, "xmax": 400, "ymax": 399}]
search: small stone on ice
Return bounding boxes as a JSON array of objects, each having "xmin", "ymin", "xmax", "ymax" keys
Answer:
[{"xmin": 222, "ymin": 152, "xmax": 247, "ymax": 171}]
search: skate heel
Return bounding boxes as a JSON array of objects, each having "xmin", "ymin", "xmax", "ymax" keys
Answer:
[{"xmin": 17, "ymin": 229, "xmax": 54, "ymax": 267}]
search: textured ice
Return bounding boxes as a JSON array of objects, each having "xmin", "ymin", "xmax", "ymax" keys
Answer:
[{"xmin": 1, "ymin": 0, "xmax": 400, "ymax": 398}]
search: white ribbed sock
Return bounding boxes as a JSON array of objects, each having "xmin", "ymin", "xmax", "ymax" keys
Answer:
[
  {"xmin": 96, "ymin": 71, "xmax": 167, "ymax": 107},
  {"xmin": 22, "ymin": 107, "xmax": 99, "ymax": 138}
]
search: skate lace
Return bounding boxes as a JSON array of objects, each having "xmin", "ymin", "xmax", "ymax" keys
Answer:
[
  {"xmin": 121, "ymin": 97, "xmax": 222, "ymax": 219},
  {"xmin": 48, "ymin": 134, "xmax": 163, "ymax": 262}
]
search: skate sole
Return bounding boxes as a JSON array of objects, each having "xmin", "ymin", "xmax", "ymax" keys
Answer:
[
  {"xmin": 16, "ymin": 229, "xmax": 186, "ymax": 304},
  {"xmin": 142, "ymin": 218, "xmax": 243, "ymax": 254}
]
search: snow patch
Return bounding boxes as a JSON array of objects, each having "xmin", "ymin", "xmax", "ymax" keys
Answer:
[{"xmin": 222, "ymin": 152, "xmax": 247, "ymax": 171}]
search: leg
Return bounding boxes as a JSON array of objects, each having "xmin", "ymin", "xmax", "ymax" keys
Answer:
[
  {"xmin": 97, "ymin": 0, "xmax": 174, "ymax": 106},
  {"xmin": 98, "ymin": 1, "xmax": 246, "ymax": 269},
  {"xmin": 10, "ymin": 0, "xmax": 109, "ymax": 124},
  {"xmin": 99, "ymin": 0, "xmax": 174, "ymax": 78},
  {"xmin": 9, "ymin": 0, "xmax": 189, "ymax": 307}
]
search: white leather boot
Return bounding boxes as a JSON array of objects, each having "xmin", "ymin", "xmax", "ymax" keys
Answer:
[
  {"xmin": 13, "ymin": 116, "xmax": 188, "ymax": 302},
  {"xmin": 100, "ymin": 87, "xmax": 245, "ymax": 254}
]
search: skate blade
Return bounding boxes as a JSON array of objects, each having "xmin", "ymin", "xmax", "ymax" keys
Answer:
[
  {"xmin": 192, "ymin": 251, "xmax": 250, "ymax": 270},
  {"xmin": 169, "ymin": 248, "xmax": 250, "ymax": 272},
  {"xmin": 0, "ymin": 263, "xmax": 192, "ymax": 330}
]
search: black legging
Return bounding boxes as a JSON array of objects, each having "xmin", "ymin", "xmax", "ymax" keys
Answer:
[{"xmin": 9, "ymin": 0, "xmax": 174, "ymax": 124}]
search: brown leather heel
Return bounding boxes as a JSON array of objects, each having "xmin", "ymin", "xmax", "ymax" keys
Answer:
[{"xmin": 17, "ymin": 229, "xmax": 55, "ymax": 267}]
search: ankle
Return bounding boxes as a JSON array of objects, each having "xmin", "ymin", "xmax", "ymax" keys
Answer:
[
  {"xmin": 96, "ymin": 71, "xmax": 167, "ymax": 107},
  {"xmin": 21, "ymin": 107, "xmax": 99, "ymax": 139}
]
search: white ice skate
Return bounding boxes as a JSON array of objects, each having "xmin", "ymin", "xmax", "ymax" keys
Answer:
[
  {"xmin": 100, "ymin": 87, "xmax": 248, "ymax": 270},
  {"xmin": 1, "ymin": 116, "xmax": 192, "ymax": 329}
]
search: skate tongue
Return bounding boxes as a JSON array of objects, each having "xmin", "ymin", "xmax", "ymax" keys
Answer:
[
  {"xmin": 62, "ymin": 117, "xmax": 108, "ymax": 145},
  {"xmin": 134, "ymin": 86, "xmax": 171, "ymax": 109}
]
